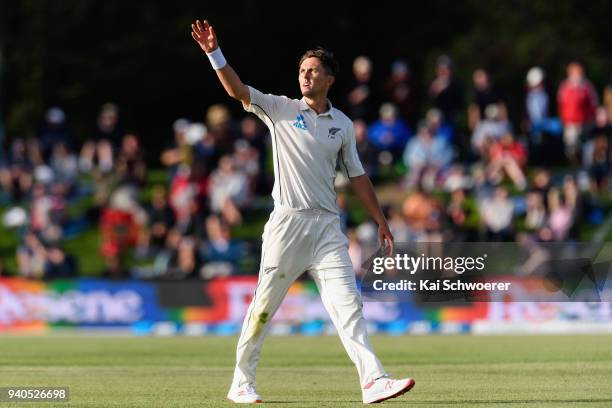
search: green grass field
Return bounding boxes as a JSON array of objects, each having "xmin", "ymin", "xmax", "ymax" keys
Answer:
[{"xmin": 0, "ymin": 334, "xmax": 611, "ymax": 407}]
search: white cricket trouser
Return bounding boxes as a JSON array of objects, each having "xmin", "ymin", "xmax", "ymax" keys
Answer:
[{"xmin": 230, "ymin": 207, "xmax": 386, "ymax": 390}]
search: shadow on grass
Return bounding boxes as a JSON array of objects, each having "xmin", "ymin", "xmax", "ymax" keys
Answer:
[
  {"xmin": 263, "ymin": 402, "xmax": 362, "ymax": 404},
  {"xmin": 396, "ymin": 398, "xmax": 612, "ymax": 405},
  {"xmin": 261, "ymin": 398, "xmax": 612, "ymax": 405}
]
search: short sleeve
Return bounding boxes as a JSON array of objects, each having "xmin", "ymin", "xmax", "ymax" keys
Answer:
[
  {"xmin": 339, "ymin": 122, "xmax": 366, "ymax": 178},
  {"xmin": 244, "ymin": 86, "xmax": 286, "ymax": 125}
]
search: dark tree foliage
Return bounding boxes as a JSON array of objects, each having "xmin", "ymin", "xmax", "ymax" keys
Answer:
[{"xmin": 2, "ymin": 0, "xmax": 611, "ymax": 162}]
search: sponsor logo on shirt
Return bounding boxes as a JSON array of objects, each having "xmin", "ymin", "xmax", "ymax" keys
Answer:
[{"xmin": 293, "ymin": 114, "xmax": 307, "ymax": 130}]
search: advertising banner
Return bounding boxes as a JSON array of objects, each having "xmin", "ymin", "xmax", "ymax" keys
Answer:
[{"xmin": 1, "ymin": 275, "xmax": 611, "ymax": 334}]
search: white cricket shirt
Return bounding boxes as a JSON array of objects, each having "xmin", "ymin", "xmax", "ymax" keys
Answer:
[{"xmin": 245, "ymin": 86, "xmax": 365, "ymax": 214}]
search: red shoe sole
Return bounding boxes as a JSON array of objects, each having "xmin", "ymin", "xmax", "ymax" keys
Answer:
[{"xmin": 372, "ymin": 378, "xmax": 415, "ymax": 403}]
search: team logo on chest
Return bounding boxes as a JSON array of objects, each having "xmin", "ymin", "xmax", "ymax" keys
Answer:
[
  {"xmin": 293, "ymin": 114, "xmax": 308, "ymax": 130},
  {"xmin": 328, "ymin": 127, "xmax": 341, "ymax": 139}
]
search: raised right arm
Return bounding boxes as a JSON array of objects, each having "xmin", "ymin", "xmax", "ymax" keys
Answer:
[{"xmin": 191, "ymin": 20, "xmax": 250, "ymax": 107}]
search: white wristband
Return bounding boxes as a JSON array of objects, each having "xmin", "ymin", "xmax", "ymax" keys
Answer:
[{"xmin": 206, "ymin": 47, "xmax": 227, "ymax": 70}]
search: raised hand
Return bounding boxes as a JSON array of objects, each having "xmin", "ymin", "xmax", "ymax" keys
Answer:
[
  {"xmin": 190, "ymin": 19, "xmax": 249, "ymax": 104},
  {"xmin": 191, "ymin": 19, "xmax": 218, "ymax": 53}
]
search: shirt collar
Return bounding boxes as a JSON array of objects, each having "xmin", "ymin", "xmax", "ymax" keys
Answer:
[{"xmin": 299, "ymin": 97, "xmax": 334, "ymax": 119}]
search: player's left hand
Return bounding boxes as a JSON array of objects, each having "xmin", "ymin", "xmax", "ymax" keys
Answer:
[{"xmin": 379, "ymin": 223, "xmax": 395, "ymax": 256}]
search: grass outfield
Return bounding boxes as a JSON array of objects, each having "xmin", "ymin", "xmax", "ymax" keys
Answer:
[{"xmin": 0, "ymin": 335, "xmax": 611, "ymax": 407}]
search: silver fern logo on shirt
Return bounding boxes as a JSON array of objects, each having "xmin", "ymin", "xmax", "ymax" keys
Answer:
[{"xmin": 328, "ymin": 127, "xmax": 341, "ymax": 139}]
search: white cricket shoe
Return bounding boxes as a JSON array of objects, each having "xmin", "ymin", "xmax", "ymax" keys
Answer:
[
  {"xmin": 362, "ymin": 376, "xmax": 415, "ymax": 403},
  {"xmin": 227, "ymin": 384, "xmax": 263, "ymax": 404}
]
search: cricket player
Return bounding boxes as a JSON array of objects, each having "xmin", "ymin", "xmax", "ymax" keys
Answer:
[{"xmin": 191, "ymin": 19, "xmax": 415, "ymax": 404}]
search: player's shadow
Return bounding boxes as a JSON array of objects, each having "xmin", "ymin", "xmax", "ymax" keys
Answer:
[
  {"xmin": 401, "ymin": 398, "xmax": 612, "ymax": 405},
  {"xmin": 265, "ymin": 398, "xmax": 612, "ymax": 406},
  {"xmin": 263, "ymin": 401, "xmax": 362, "ymax": 404},
  {"xmin": 249, "ymin": 397, "xmax": 612, "ymax": 405}
]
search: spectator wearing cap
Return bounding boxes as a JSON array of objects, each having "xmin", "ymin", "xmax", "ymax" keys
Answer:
[
  {"xmin": 39, "ymin": 107, "xmax": 72, "ymax": 161},
  {"xmin": 163, "ymin": 123, "xmax": 211, "ymax": 227},
  {"xmin": 428, "ymin": 55, "xmax": 464, "ymax": 126},
  {"xmin": 557, "ymin": 61, "xmax": 599, "ymax": 162},
  {"xmin": 191, "ymin": 122, "xmax": 218, "ymax": 177},
  {"xmin": 101, "ymin": 185, "xmax": 147, "ymax": 279},
  {"xmin": 368, "ymin": 103, "xmax": 412, "ymax": 164},
  {"xmin": 525, "ymin": 67, "xmax": 549, "ymax": 129},
  {"xmin": 161, "ymin": 118, "xmax": 193, "ymax": 176},
  {"xmin": 524, "ymin": 66, "xmax": 565, "ymax": 164}
]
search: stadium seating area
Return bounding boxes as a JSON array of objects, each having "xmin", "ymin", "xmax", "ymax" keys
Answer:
[{"xmin": 2, "ymin": 57, "xmax": 612, "ymax": 280}]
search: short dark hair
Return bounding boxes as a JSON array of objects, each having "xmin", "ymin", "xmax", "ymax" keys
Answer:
[{"xmin": 298, "ymin": 47, "xmax": 339, "ymax": 76}]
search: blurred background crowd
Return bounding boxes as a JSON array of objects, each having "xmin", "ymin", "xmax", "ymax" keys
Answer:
[
  {"xmin": 2, "ymin": 1, "xmax": 612, "ymax": 280},
  {"xmin": 2, "ymin": 56, "xmax": 612, "ymax": 281}
]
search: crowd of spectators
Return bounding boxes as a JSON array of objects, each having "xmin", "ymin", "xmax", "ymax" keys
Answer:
[
  {"xmin": 3, "ymin": 101, "xmax": 265, "ymax": 279},
  {"xmin": 344, "ymin": 57, "xmax": 612, "ymax": 276},
  {"xmin": 2, "ymin": 55, "xmax": 612, "ymax": 280}
]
